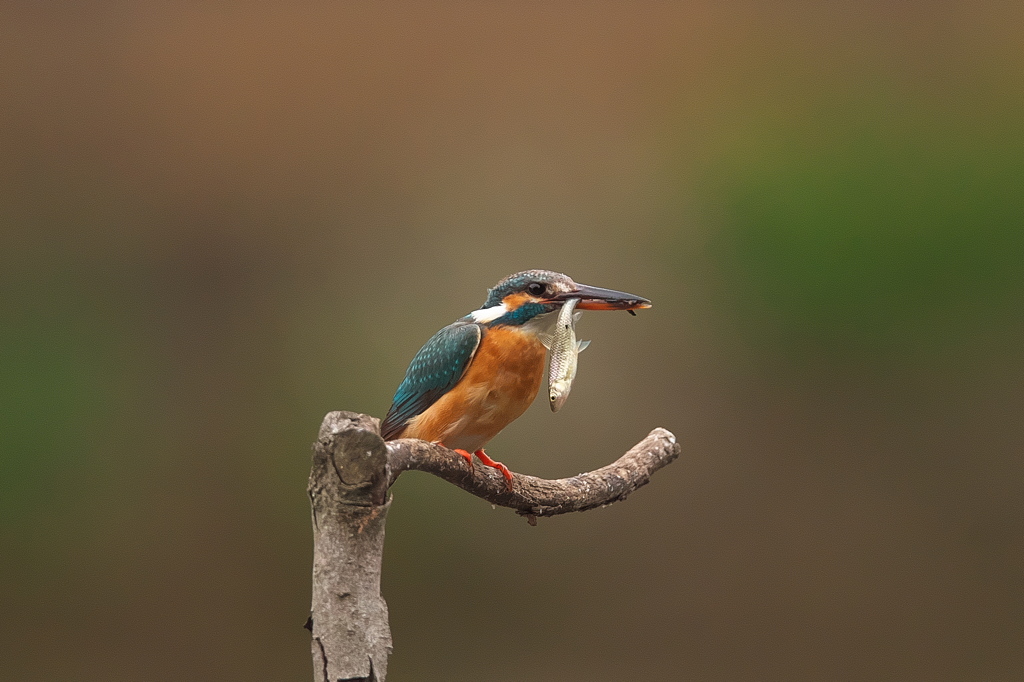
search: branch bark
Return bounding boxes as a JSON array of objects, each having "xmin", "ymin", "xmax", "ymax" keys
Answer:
[
  {"xmin": 308, "ymin": 412, "xmax": 392, "ymax": 682},
  {"xmin": 308, "ymin": 410, "xmax": 680, "ymax": 681},
  {"xmin": 386, "ymin": 428, "xmax": 679, "ymax": 521}
]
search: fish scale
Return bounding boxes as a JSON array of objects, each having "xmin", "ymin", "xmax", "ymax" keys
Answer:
[{"xmin": 546, "ymin": 297, "xmax": 590, "ymax": 412}]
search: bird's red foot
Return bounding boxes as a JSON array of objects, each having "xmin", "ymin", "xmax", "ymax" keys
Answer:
[
  {"xmin": 474, "ymin": 450, "xmax": 514, "ymax": 490},
  {"xmin": 452, "ymin": 448, "xmax": 475, "ymax": 470}
]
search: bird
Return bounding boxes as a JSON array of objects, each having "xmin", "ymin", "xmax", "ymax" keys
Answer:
[{"xmin": 380, "ymin": 269, "xmax": 651, "ymax": 485}]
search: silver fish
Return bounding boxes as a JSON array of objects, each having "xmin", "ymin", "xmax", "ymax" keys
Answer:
[{"xmin": 546, "ymin": 297, "xmax": 590, "ymax": 412}]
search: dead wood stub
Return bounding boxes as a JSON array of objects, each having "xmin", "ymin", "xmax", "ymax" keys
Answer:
[{"xmin": 308, "ymin": 410, "xmax": 679, "ymax": 681}]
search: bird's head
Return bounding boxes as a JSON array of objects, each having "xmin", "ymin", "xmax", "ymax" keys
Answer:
[{"xmin": 468, "ymin": 270, "xmax": 651, "ymax": 327}]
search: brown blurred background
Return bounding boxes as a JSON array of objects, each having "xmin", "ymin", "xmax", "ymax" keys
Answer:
[{"xmin": 2, "ymin": 3, "xmax": 1023, "ymax": 680}]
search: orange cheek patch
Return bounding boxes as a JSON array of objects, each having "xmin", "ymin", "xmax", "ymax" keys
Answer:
[{"xmin": 501, "ymin": 292, "xmax": 538, "ymax": 310}]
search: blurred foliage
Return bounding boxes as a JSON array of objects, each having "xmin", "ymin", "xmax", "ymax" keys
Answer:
[
  {"xmin": 703, "ymin": 107, "xmax": 1024, "ymax": 364},
  {"xmin": 2, "ymin": 3, "xmax": 1024, "ymax": 681},
  {"xmin": 0, "ymin": 273, "xmax": 121, "ymax": 520}
]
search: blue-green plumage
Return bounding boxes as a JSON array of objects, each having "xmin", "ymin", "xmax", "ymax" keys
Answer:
[
  {"xmin": 380, "ymin": 320, "xmax": 482, "ymax": 440},
  {"xmin": 483, "ymin": 270, "xmax": 565, "ymax": 308},
  {"xmin": 379, "ymin": 269, "xmax": 652, "ymax": 447},
  {"xmin": 488, "ymin": 302, "xmax": 552, "ymax": 326},
  {"xmin": 380, "ymin": 281, "xmax": 556, "ymax": 440}
]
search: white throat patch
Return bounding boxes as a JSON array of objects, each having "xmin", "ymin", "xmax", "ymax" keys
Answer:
[{"xmin": 468, "ymin": 303, "xmax": 509, "ymax": 323}]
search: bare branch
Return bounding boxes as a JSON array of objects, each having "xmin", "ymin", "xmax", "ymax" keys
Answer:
[
  {"xmin": 309, "ymin": 410, "xmax": 680, "ymax": 680},
  {"xmin": 308, "ymin": 412, "xmax": 392, "ymax": 682},
  {"xmin": 386, "ymin": 427, "xmax": 680, "ymax": 520}
]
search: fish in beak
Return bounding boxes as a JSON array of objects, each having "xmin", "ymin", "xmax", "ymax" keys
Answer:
[{"xmin": 549, "ymin": 283, "xmax": 652, "ymax": 312}]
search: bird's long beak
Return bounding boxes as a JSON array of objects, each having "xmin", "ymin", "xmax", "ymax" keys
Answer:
[{"xmin": 549, "ymin": 283, "xmax": 652, "ymax": 311}]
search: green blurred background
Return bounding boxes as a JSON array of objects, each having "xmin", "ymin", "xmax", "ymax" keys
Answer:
[{"xmin": 2, "ymin": 3, "xmax": 1023, "ymax": 680}]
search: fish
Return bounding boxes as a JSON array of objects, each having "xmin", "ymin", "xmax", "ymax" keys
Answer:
[{"xmin": 545, "ymin": 297, "xmax": 591, "ymax": 412}]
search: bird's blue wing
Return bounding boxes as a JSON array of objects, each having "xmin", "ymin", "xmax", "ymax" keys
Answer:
[{"xmin": 380, "ymin": 321, "xmax": 482, "ymax": 440}]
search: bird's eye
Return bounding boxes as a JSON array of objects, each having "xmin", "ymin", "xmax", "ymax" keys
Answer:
[{"xmin": 527, "ymin": 282, "xmax": 546, "ymax": 296}]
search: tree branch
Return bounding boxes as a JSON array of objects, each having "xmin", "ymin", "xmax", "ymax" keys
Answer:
[
  {"xmin": 308, "ymin": 412, "xmax": 392, "ymax": 682},
  {"xmin": 308, "ymin": 410, "xmax": 680, "ymax": 680},
  {"xmin": 386, "ymin": 428, "xmax": 679, "ymax": 521}
]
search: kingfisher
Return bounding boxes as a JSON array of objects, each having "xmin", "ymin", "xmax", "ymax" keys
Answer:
[{"xmin": 380, "ymin": 270, "xmax": 651, "ymax": 485}]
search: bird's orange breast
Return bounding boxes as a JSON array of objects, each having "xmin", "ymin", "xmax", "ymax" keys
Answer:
[{"xmin": 401, "ymin": 326, "xmax": 547, "ymax": 452}]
